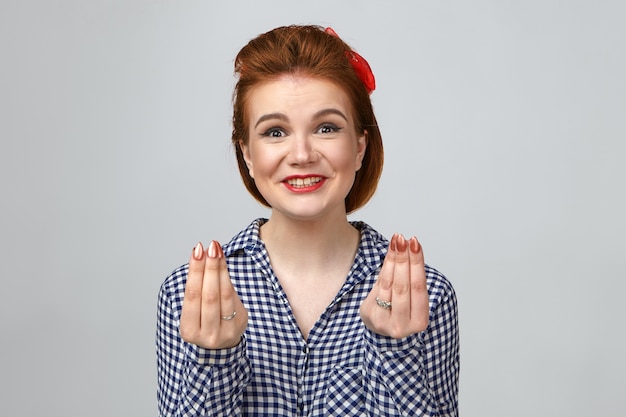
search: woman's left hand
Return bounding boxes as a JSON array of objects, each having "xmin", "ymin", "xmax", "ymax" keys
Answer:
[{"xmin": 360, "ymin": 233, "xmax": 430, "ymax": 338}]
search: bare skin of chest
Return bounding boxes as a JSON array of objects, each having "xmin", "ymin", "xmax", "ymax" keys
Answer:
[
  {"xmin": 259, "ymin": 221, "xmax": 360, "ymax": 341},
  {"xmin": 278, "ymin": 272, "xmax": 346, "ymax": 340}
]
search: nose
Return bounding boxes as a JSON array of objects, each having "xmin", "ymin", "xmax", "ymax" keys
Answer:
[{"xmin": 288, "ymin": 134, "xmax": 318, "ymax": 166}]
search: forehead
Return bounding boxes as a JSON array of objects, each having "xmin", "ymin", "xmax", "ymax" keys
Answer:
[{"xmin": 245, "ymin": 75, "xmax": 355, "ymax": 121}]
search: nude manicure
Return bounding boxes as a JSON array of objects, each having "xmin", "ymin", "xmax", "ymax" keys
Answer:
[
  {"xmin": 193, "ymin": 242, "xmax": 203, "ymax": 260},
  {"xmin": 390, "ymin": 233, "xmax": 398, "ymax": 252},
  {"xmin": 397, "ymin": 234, "xmax": 407, "ymax": 251},
  {"xmin": 208, "ymin": 240, "xmax": 218, "ymax": 258}
]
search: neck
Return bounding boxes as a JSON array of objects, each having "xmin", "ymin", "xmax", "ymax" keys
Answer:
[{"xmin": 260, "ymin": 210, "xmax": 360, "ymax": 270}]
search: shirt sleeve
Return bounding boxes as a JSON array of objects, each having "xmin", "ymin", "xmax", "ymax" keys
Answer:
[
  {"xmin": 361, "ymin": 280, "xmax": 460, "ymax": 416},
  {"xmin": 156, "ymin": 281, "xmax": 252, "ymax": 417}
]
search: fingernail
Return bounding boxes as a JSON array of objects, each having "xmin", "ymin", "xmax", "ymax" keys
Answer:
[
  {"xmin": 193, "ymin": 242, "xmax": 203, "ymax": 260},
  {"xmin": 397, "ymin": 234, "xmax": 407, "ymax": 251},
  {"xmin": 410, "ymin": 236, "xmax": 420, "ymax": 253},
  {"xmin": 207, "ymin": 240, "xmax": 218, "ymax": 258},
  {"xmin": 390, "ymin": 233, "xmax": 398, "ymax": 252}
]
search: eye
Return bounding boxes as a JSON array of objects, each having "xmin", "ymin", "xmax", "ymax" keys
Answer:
[
  {"xmin": 261, "ymin": 127, "xmax": 286, "ymax": 138},
  {"xmin": 316, "ymin": 123, "xmax": 341, "ymax": 134}
]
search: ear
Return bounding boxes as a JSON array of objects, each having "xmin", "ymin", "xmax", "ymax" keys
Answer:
[
  {"xmin": 355, "ymin": 130, "xmax": 368, "ymax": 171},
  {"xmin": 240, "ymin": 140, "xmax": 254, "ymax": 178}
]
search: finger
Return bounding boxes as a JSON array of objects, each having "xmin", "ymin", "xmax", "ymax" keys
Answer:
[
  {"xmin": 374, "ymin": 233, "xmax": 397, "ymax": 311},
  {"xmin": 391, "ymin": 234, "xmax": 411, "ymax": 320},
  {"xmin": 216, "ymin": 242, "xmax": 238, "ymax": 321},
  {"xmin": 180, "ymin": 242, "xmax": 205, "ymax": 337},
  {"xmin": 200, "ymin": 240, "xmax": 222, "ymax": 331},
  {"xmin": 409, "ymin": 237, "xmax": 429, "ymax": 327}
]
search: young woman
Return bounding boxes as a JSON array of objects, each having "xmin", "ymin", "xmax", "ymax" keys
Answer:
[{"xmin": 157, "ymin": 25, "xmax": 459, "ymax": 416}]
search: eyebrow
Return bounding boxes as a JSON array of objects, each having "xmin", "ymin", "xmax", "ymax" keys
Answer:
[
  {"xmin": 253, "ymin": 108, "xmax": 348, "ymax": 129},
  {"xmin": 313, "ymin": 108, "xmax": 348, "ymax": 122},
  {"xmin": 254, "ymin": 113, "xmax": 289, "ymax": 129}
]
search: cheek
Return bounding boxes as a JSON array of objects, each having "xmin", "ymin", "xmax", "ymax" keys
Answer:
[
  {"xmin": 332, "ymin": 143, "xmax": 362, "ymax": 171},
  {"xmin": 246, "ymin": 147, "xmax": 276, "ymax": 179},
  {"xmin": 243, "ymin": 142, "xmax": 276, "ymax": 180}
]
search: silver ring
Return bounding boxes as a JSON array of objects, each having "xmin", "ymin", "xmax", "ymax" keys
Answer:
[
  {"xmin": 221, "ymin": 311, "xmax": 237, "ymax": 321},
  {"xmin": 375, "ymin": 297, "xmax": 392, "ymax": 310}
]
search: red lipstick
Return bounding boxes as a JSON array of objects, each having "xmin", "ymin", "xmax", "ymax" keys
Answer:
[{"xmin": 282, "ymin": 175, "xmax": 326, "ymax": 193}]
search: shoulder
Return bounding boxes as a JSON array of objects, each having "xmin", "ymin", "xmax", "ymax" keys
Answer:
[
  {"xmin": 159, "ymin": 263, "xmax": 189, "ymax": 310},
  {"xmin": 424, "ymin": 264, "xmax": 457, "ymax": 315},
  {"xmin": 425, "ymin": 264, "xmax": 455, "ymax": 296}
]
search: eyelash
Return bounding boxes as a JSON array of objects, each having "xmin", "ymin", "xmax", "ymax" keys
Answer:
[
  {"xmin": 261, "ymin": 127, "xmax": 285, "ymax": 138},
  {"xmin": 317, "ymin": 123, "xmax": 341, "ymax": 134},
  {"xmin": 260, "ymin": 124, "xmax": 342, "ymax": 138}
]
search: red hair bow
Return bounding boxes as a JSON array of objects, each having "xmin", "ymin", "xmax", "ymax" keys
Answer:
[{"xmin": 325, "ymin": 27, "xmax": 376, "ymax": 94}]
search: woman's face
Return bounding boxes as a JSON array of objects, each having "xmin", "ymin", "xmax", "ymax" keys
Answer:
[{"xmin": 241, "ymin": 75, "xmax": 367, "ymax": 222}]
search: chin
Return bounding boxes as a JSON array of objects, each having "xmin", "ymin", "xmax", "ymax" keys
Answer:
[{"xmin": 272, "ymin": 202, "xmax": 347, "ymax": 222}]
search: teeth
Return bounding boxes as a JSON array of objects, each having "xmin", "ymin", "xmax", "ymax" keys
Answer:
[{"xmin": 287, "ymin": 177, "xmax": 322, "ymax": 187}]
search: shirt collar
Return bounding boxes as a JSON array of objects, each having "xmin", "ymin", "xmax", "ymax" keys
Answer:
[
  {"xmin": 223, "ymin": 218, "xmax": 388, "ymax": 274},
  {"xmin": 222, "ymin": 218, "xmax": 267, "ymax": 257}
]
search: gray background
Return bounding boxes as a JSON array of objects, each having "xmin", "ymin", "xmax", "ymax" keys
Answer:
[{"xmin": 1, "ymin": 0, "xmax": 624, "ymax": 415}]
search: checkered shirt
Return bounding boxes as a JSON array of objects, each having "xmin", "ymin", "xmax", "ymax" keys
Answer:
[{"xmin": 157, "ymin": 219, "xmax": 459, "ymax": 416}]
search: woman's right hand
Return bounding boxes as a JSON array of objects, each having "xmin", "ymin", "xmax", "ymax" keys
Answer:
[{"xmin": 179, "ymin": 241, "xmax": 248, "ymax": 349}]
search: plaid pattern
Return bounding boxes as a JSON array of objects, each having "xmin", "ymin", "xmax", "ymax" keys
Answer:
[{"xmin": 157, "ymin": 219, "xmax": 459, "ymax": 416}]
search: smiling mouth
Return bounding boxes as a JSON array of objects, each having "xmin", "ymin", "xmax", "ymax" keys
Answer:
[{"xmin": 285, "ymin": 176, "xmax": 323, "ymax": 188}]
